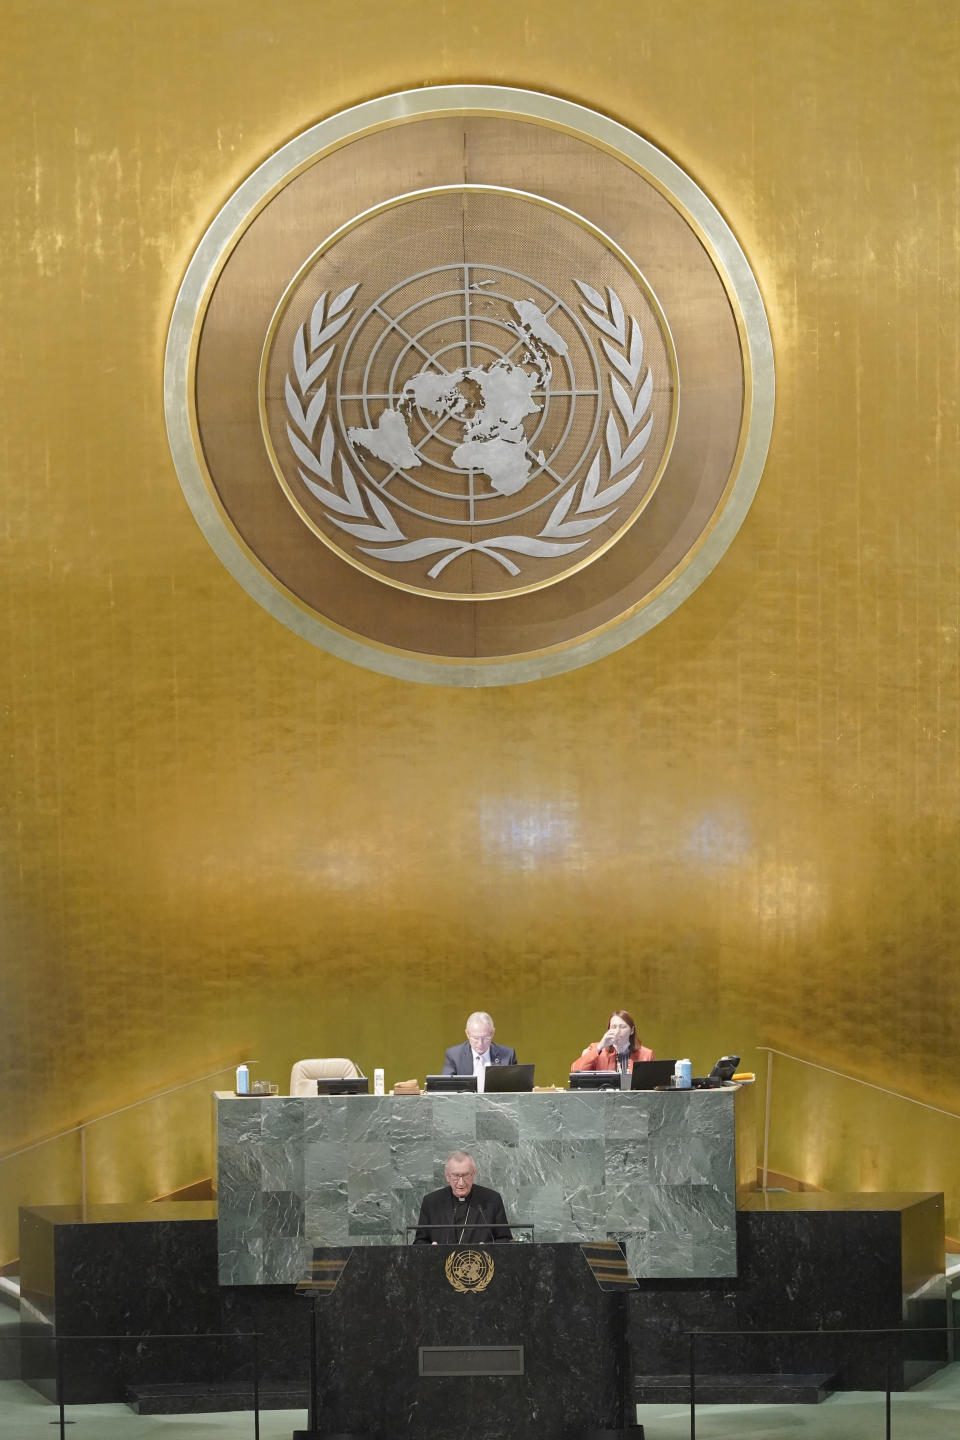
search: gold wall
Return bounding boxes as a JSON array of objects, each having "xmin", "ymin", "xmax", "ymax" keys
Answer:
[{"xmin": 2, "ymin": 1, "xmax": 959, "ymax": 1245}]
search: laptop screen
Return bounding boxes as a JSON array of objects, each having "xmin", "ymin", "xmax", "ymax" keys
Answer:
[
  {"xmin": 315, "ymin": 1076, "xmax": 370, "ymax": 1095},
  {"xmin": 630, "ymin": 1060, "xmax": 677, "ymax": 1090},
  {"xmin": 425, "ymin": 1074, "xmax": 478, "ymax": 1093},
  {"xmin": 483, "ymin": 1063, "xmax": 535, "ymax": 1093},
  {"xmin": 568, "ymin": 1072, "xmax": 622, "ymax": 1090}
]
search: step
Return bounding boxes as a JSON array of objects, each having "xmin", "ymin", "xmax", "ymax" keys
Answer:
[
  {"xmin": 127, "ymin": 1381, "xmax": 309, "ymax": 1414},
  {"xmin": 635, "ymin": 1372, "xmax": 837, "ymax": 1405}
]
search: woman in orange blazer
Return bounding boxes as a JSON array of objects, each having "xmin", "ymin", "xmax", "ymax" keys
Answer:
[{"xmin": 570, "ymin": 1008, "xmax": 654, "ymax": 1074}]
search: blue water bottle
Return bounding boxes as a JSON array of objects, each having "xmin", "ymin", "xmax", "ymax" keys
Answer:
[{"xmin": 235, "ymin": 1064, "xmax": 250, "ymax": 1095}]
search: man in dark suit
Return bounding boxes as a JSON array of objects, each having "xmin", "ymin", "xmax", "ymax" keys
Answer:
[
  {"xmin": 442, "ymin": 1010, "xmax": 518, "ymax": 1090},
  {"xmin": 414, "ymin": 1151, "xmax": 512, "ymax": 1244}
]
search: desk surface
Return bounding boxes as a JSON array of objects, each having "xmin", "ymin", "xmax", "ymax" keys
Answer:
[{"xmin": 215, "ymin": 1086, "xmax": 747, "ymax": 1285}]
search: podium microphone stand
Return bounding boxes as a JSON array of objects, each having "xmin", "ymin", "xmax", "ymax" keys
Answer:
[
  {"xmin": 293, "ymin": 1253, "xmax": 368, "ymax": 1440},
  {"xmin": 577, "ymin": 1242, "xmax": 645, "ymax": 1440}
]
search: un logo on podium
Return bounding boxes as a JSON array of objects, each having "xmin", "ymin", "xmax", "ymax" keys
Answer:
[{"xmin": 445, "ymin": 1249, "xmax": 495, "ymax": 1294}]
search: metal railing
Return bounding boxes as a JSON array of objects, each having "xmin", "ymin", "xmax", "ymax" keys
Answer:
[
  {"xmin": 757, "ymin": 1046, "xmax": 960, "ymax": 1218},
  {"xmin": 23, "ymin": 1330, "xmax": 264, "ymax": 1440},
  {"xmin": 0, "ymin": 1062, "xmax": 242, "ymax": 1264},
  {"xmin": 683, "ymin": 1324, "xmax": 953, "ymax": 1440},
  {"xmin": 14, "ymin": 1319, "xmax": 957, "ymax": 1439}
]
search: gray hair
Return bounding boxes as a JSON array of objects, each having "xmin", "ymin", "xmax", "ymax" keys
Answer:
[
  {"xmin": 465, "ymin": 1011, "xmax": 495, "ymax": 1033},
  {"xmin": 445, "ymin": 1150, "xmax": 476, "ymax": 1170}
]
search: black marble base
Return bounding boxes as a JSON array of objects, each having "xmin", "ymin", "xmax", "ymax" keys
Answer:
[
  {"xmin": 0, "ymin": 1301, "xmax": 19, "ymax": 1382},
  {"xmin": 629, "ymin": 1193, "xmax": 948, "ymax": 1391},
  {"xmin": 567, "ymin": 1430, "xmax": 645, "ymax": 1439},
  {"xmin": 128, "ymin": 1381, "xmax": 309, "ymax": 1413},
  {"xmin": 0, "ymin": 1333, "xmax": 18, "ymax": 1381},
  {"xmin": 286, "ymin": 1431, "xmax": 647, "ymax": 1440},
  {"xmin": 636, "ymin": 1372, "xmax": 836, "ymax": 1404},
  {"xmin": 288, "ymin": 1246, "xmax": 625, "ymax": 1440},
  {"xmin": 19, "ymin": 1212, "xmax": 627, "ymax": 1436},
  {"xmin": 17, "ymin": 1191, "xmax": 949, "ymax": 1418},
  {"xmin": 292, "ymin": 1433, "xmax": 375, "ymax": 1440},
  {"xmin": 19, "ymin": 1203, "xmax": 222, "ymax": 1405}
]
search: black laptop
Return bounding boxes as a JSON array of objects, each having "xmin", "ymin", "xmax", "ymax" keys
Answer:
[
  {"xmin": 568, "ymin": 1071, "xmax": 621, "ymax": 1090},
  {"xmin": 425, "ymin": 1074, "xmax": 478, "ymax": 1093},
  {"xmin": 483, "ymin": 1063, "xmax": 535, "ymax": 1093},
  {"xmin": 315, "ymin": 1076, "xmax": 369, "ymax": 1095},
  {"xmin": 629, "ymin": 1060, "xmax": 677, "ymax": 1090}
]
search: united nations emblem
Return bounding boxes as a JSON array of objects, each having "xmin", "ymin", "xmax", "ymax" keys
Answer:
[
  {"xmin": 262, "ymin": 188, "xmax": 676, "ymax": 600},
  {"xmin": 445, "ymin": 1248, "xmax": 495, "ymax": 1294},
  {"xmin": 166, "ymin": 86, "xmax": 773, "ymax": 683}
]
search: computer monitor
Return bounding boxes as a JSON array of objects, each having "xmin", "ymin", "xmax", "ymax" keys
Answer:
[
  {"xmin": 483, "ymin": 1063, "xmax": 535, "ymax": 1093},
  {"xmin": 568, "ymin": 1072, "xmax": 622, "ymax": 1090},
  {"xmin": 425, "ymin": 1074, "xmax": 478, "ymax": 1093},
  {"xmin": 630, "ymin": 1060, "xmax": 677, "ymax": 1090},
  {"xmin": 315, "ymin": 1076, "xmax": 370, "ymax": 1095}
]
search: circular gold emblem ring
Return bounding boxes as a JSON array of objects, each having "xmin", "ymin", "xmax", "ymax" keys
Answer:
[{"xmin": 165, "ymin": 86, "xmax": 773, "ymax": 686}]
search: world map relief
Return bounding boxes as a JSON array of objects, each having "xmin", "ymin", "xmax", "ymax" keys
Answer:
[{"xmin": 348, "ymin": 298, "xmax": 568, "ymax": 497}]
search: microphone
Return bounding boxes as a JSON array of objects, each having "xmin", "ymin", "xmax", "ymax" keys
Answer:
[{"xmin": 470, "ymin": 1203, "xmax": 489, "ymax": 1244}]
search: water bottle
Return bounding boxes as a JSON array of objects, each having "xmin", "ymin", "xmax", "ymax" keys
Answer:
[
  {"xmin": 674, "ymin": 1058, "xmax": 692, "ymax": 1089},
  {"xmin": 374, "ymin": 1068, "xmax": 385, "ymax": 1096},
  {"xmin": 235, "ymin": 1064, "xmax": 250, "ymax": 1095}
]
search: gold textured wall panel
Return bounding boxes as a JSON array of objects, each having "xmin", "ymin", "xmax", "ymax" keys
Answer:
[{"xmin": 1, "ymin": 1, "xmax": 959, "ymax": 1254}]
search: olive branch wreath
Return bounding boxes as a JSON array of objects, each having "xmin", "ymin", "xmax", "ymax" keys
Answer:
[{"xmin": 283, "ymin": 280, "xmax": 653, "ymax": 582}]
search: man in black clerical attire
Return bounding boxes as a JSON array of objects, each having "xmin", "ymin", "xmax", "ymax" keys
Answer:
[{"xmin": 414, "ymin": 1150, "xmax": 512, "ymax": 1244}]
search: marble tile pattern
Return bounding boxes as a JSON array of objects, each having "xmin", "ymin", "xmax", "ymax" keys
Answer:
[{"xmin": 216, "ymin": 1088, "xmax": 740, "ymax": 1285}]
